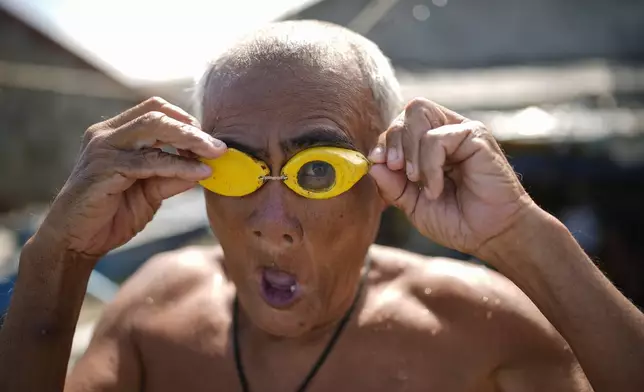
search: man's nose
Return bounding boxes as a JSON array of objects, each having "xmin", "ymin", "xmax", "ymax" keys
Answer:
[{"xmin": 247, "ymin": 185, "xmax": 303, "ymax": 250}]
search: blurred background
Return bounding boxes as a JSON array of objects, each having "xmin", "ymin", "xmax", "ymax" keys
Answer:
[{"xmin": 0, "ymin": 0, "xmax": 643, "ymax": 367}]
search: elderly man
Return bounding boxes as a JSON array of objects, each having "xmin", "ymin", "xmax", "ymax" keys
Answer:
[{"xmin": 1, "ymin": 21, "xmax": 643, "ymax": 392}]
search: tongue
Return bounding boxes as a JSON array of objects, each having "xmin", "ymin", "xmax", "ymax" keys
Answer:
[{"xmin": 263, "ymin": 268, "xmax": 296, "ymax": 289}]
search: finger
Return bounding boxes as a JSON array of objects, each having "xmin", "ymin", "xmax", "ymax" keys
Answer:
[
  {"xmin": 401, "ymin": 98, "xmax": 473, "ymax": 183},
  {"xmin": 418, "ymin": 123, "xmax": 482, "ymax": 200},
  {"xmin": 429, "ymin": 100, "xmax": 468, "ymax": 125},
  {"xmin": 368, "ymin": 143, "xmax": 386, "ymax": 164},
  {"xmin": 401, "ymin": 99, "xmax": 437, "ymax": 182},
  {"xmin": 385, "ymin": 125, "xmax": 405, "ymax": 171},
  {"xmin": 112, "ymin": 149, "xmax": 213, "ymax": 181},
  {"xmin": 368, "ymin": 164, "xmax": 420, "ymax": 217},
  {"xmin": 105, "ymin": 96, "xmax": 200, "ymax": 129},
  {"xmin": 176, "ymin": 148, "xmax": 198, "ymax": 159},
  {"xmin": 369, "ymin": 115, "xmax": 405, "ymax": 168},
  {"xmin": 106, "ymin": 111, "xmax": 226, "ymax": 159},
  {"xmin": 405, "ymin": 97, "xmax": 469, "ymax": 126},
  {"xmin": 143, "ymin": 177, "xmax": 198, "ymax": 201}
]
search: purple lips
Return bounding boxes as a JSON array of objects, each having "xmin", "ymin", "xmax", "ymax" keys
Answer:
[{"xmin": 260, "ymin": 268, "xmax": 300, "ymax": 308}]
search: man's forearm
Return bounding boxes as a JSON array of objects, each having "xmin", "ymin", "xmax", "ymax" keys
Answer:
[
  {"xmin": 484, "ymin": 206, "xmax": 644, "ymax": 392},
  {"xmin": 0, "ymin": 234, "xmax": 95, "ymax": 392}
]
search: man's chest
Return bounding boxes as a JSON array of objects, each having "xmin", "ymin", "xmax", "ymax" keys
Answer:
[{"xmin": 138, "ymin": 330, "xmax": 495, "ymax": 392}]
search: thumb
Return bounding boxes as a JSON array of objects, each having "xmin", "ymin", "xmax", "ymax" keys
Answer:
[{"xmin": 369, "ymin": 164, "xmax": 419, "ymax": 217}]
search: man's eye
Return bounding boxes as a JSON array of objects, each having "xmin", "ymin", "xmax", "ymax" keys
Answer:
[{"xmin": 297, "ymin": 161, "xmax": 336, "ymax": 191}]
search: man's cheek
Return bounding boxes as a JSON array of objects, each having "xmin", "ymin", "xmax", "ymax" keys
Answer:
[
  {"xmin": 205, "ymin": 198, "xmax": 248, "ymax": 235},
  {"xmin": 302, "ymin": 198, "xmax": 366, "ymax": 240}
]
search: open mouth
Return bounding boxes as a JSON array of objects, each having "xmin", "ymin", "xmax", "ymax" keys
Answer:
[{"xmin": 259, "ymin": 267, "xmax": 301, "ymax": 308}]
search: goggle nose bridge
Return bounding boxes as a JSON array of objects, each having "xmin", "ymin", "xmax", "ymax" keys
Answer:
[{"xmin": 259, "ymin": 175, "xmax": 288, "ymax": 181}]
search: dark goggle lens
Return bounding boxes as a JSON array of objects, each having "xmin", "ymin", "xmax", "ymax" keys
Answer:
[{"xmin": 297, "ymin": 161, "xmax": 336, "ymax": 191}]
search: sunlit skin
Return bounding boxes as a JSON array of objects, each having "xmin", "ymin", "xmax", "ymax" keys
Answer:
[
  {"xmin": 65, "ymin": 60, "xmax": 591, "ymax": 391},
  {"xmin": 2, "ymin": 22, "xmax": 644, "ymax": 392}
]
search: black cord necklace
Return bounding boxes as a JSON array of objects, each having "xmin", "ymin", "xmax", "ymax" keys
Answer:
[{"xmin": 232, "ymin": 259, "xmax": 371, "ymax": 392}]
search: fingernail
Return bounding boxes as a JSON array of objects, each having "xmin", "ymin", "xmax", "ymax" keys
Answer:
[
  {"xmin": 406, "ymin": 161, "xmax": 414, "ymax": 177},
  {"xmin": 388, "ymin": 148, "xmax": 398, "ymax": 162},
  {"xmin": 369, "ymin": 145, "xmax": 385, "ymax": 161},
  {"xmin": 198, "ymin": 163, "xmax": 212, "ymax": 175},
  {"xmin": 209, "ymin": 137, "xmax": 225, "ymax": 148}
]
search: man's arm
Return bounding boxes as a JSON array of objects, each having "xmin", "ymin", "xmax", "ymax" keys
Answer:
[
  {"xmin": 0, "ymin": 97, "xmax": 225, "ymax": 392},
  {"xmin": 0, "ymin": 233, "xmax": 142, "ymax": 392},
  {"xmin": 484, "ymin": 206, "xmax": 644, "ymax": 392},
  {"xmin": 0, "ymin": 235, "xmax": 95, "ymax": 392},
  {"xmin": 369, "ymin": 97, "xmax": 644, "ymax": 392}
]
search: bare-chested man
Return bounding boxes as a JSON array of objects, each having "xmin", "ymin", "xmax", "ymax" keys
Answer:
[{"xmin": 1, "ymin": 21, "xmax": 643, "ymax": 392}]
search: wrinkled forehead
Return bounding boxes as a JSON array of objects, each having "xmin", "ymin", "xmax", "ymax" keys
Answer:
[{"xmin": 200, "ymin": 55, "xmax": 379, "ymax": 154}]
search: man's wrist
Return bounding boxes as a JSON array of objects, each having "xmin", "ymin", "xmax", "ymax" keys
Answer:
[
  {"xmin": 21, "ymin": 228, "xmax": 98, "ymax": 276},
  {"xmin": 476, "ymin": 203, "xmax": 575, "ymax": 277}
]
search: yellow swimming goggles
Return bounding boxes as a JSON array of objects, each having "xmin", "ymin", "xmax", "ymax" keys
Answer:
[{"xmin": 199, "ymin": 147, "xmax": 370, "ymax": 199}]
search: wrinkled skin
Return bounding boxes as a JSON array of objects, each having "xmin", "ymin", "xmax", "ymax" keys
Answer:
[
  {"xmin": 368, "ymin": 100, "xmax": 532, "ymax": 260},
  {"xmin": 202, "ymin": 60, "xmax": 382, "ymax": 337},
  {"xmin": 63, "ymin": 59, "xmax": 591, "ymax": 392},
  {"xmin": 37, "ymin": 98, "xmax": 226, "ymax": 257}
]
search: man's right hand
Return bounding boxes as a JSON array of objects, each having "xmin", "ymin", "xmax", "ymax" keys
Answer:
[{"xmin": 37, "ymin": 97, "xmax": 226, "ymax": 259}]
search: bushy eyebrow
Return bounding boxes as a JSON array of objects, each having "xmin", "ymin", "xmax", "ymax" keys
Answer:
[
  {"xmin": 216, "ymin": 138, "xmax": 265, "ymax": 160},
  {"xmin": 283, "ymin": 128, "xmax": 356, "ymax": 151},
  {"xmin": 214, "ymin": 127, "xmax": 357, "ymax": 161}
]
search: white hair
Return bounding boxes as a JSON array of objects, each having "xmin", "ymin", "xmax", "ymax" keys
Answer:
[{"xmin": 193, "ymin": 20, "xmax": 402, "ymax": 129}]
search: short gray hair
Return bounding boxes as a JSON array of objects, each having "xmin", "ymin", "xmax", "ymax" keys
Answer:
[{"xmin": 193, "ymin": 20, "xmax": 402, "ymax": 129}]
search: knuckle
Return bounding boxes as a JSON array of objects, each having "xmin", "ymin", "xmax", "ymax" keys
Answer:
[
  {"xmin": 84, "ymin": 132, "xmax": 107, "ymax": 151},
  {"xmin": 469, "ymin": 121, "xmax": 488, "ymax": 134},
  {"xmin": 143, "ymin": 96, "xmax": 169, "ymax": 109},
  {"xmin": 82, "ymin": 123, "xmax": 104, "ymax": 145},
  {"xmin": 470, "ymin": 121, "xmax": 498, "ymax": 144},
  {"xmin": 141, "ymin": 111, "xmax": 167, "ymax": 125},
  {"xmin": 404, "ymin": 97, "xmax": 431, "ymax": 116}
]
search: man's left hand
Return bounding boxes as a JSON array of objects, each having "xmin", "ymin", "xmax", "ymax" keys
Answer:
[{"xmin": 368, "ymin": 97, "xmax": 533, "ymax": 258}]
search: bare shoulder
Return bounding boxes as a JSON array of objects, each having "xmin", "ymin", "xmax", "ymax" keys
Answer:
[
  {"xmin": 92, "ymin": 245, "xmax": 232, "ymax": 337},
  {"xmin": 68, "ymin": 247, "xmax": 235, "ymax": 389},
  {"xmin": 364, "ymin": 244, "xmax": 574, "ymax": 360}
]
